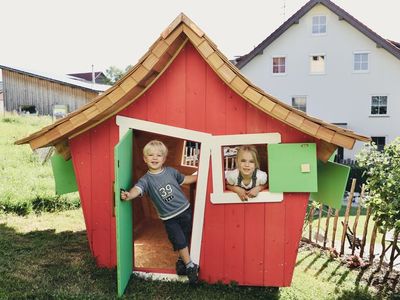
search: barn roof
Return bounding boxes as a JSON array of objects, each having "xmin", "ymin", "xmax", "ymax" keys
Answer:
[
  {"xmin": 15, "ymin": 13, "xmax": 369, "ymax": 154},
  {"xmin": 0, "ymin": 64, "xmax": 110, "ymax": 92},
  {"xmin": 235, "ymin": 0, "xmax": 400, "ymax": 68}
]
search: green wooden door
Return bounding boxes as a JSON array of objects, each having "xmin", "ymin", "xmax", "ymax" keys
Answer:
[
  {"xmin": 115, "ymin": 129, "xmax": 133, "ymax": 296},
  {"xmin": 268, "ymin": 143, "xmax": 318, "ymax": 192}
]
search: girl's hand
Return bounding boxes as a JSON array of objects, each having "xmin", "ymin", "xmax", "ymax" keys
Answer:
[
  {"xmin": 247, "ymin": 186, "xmax": 261, "ymax": 198},
  {"xmin": 236, "ymin": 187, "xmax": 249, "ymax": 201}
]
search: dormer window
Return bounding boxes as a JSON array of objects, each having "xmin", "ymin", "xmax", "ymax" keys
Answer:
[{"xmin": 312, "ymin": 15, "xmax": 327, "ymax": 34}]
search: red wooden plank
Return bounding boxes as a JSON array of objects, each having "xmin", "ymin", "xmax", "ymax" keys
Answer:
[
  {"xmin": 146, "ymin": 72, "xmax": 167, "ymax": 124},
  {"xmin": 223, "ymin": 88, "xmax": 247, "ymax": 283},
  {"xmin": 70, "ymin": 131, "xmax": 93, "ymax": 252},
  {"xmin": 165, "ymin": 48, "xmax": 186, "ymax": 128},
  {"xmin": 90, "ymin": 122, "xmax": 112, "ymax": 266},
  {"xmin": 109, "ymin": 116, "xmax": 119, "ymax": 267},
  {"xmin": 205, "ymin": 67, "xmax": 227, "ymax": 135},
  {"xmin": 200, "ymin": 169, "xmax": 225, "ymax": 282},
  {"xmin": 199, "ymin": 61, "xmax": 227, "ymax": 282},
  {"xmin": 243, "ymin": 102, "xmax": 268, "ymax": 285},
  {"xmin": 185, "ymin": 44, "xmax": 206, "ymax": 131},
  {"xmin": 264, "ymin": 201, "xmax": 286, "ymax": 286},
  {"xmin": 283, "ymin": 193, "xmax": 309, "ymax": 285}
]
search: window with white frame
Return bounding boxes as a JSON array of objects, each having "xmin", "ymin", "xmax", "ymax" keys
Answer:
[
  {"xmin": 291, "ymin": 96, "xmax": 307, "ymax": 112},
  {"xmin": 312, "ymin": 15, "xmax": 327, "ymax": 34},
  {"xmin": 354, "ymin": 53, "xmax": 369, "ymax": 71},
  {"xmin": 371, "ymin": 136, "xmax": 386, "ymax": 152},
  {"xmin": 272, "ymin": 57, "xmax": 286, "ymax": 74},
  {"xmin": 310, "ymin": 55, "xmax": 325, "ymax": 74},
  {"xmin": 371, "ymin": 95, "xmax": 387, "ymax": 115}
]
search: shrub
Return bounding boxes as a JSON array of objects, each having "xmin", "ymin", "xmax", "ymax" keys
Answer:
[{"xmin": 356, "ymin": 138, "xmax": 400, "ymax": 232}]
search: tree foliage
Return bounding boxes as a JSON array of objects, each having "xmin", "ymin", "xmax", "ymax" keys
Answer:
[
  {"xmin": 104, "ymin": 65, "xmax": 132, "ymax": 85},
  {"xmin": 356, "ymin": 137, "xmax": 400, "ymax": 231}
]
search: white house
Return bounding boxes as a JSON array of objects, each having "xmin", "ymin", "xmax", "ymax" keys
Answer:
[{"xmin": 236, "ymin": 0, "xmax": 400, "ymax": 161}]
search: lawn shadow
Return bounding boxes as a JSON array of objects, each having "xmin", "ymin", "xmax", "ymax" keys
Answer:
[
  {"xmin": 295, "ymin": 251, "xmax": 314, "ymax": 267},
  {"xmin": 314, "ymin": 257, "xmax": 335, "ymax": 277},
  {"xmin": 0, "ymin": 223, "xmax": 116, "ymax": 298}
]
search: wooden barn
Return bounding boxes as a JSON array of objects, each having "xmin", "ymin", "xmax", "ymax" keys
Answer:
[
  {"xmin": 0, "ymin": 65, "xmax": 110, "ymax": 115},
  {"xmin": 16, "ymin": 14, "xmax": 369, "ymax": 296}
]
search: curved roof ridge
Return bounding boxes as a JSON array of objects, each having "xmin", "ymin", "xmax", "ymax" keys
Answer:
[{"xmin": 16, "ymin": 12, "xmax": 370, "ymax": 152}]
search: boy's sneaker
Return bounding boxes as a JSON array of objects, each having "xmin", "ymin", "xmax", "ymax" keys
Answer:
[
  {"xmin": 186, "ymin": 263, "xmax": 199, "ymax": 284},
  {"xmin": 175, "ymin": 258, "xmax": 186, "ymax": 275}
]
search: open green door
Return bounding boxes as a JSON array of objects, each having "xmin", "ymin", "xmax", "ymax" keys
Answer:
[
  {"xmin": 268, "ymin": 143, "xmax": 318, "ymax": 192},
  {"xmin": 115, "ymin": 129, "xmax": 133, "ymax": 297}
]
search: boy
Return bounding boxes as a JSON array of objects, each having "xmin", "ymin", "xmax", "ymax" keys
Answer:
[{"xmin": 120, "ymin": 140, "xmax": 199, "ymax": 284}]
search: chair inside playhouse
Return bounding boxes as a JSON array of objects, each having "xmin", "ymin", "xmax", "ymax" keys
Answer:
[{"xmin": 132, "ymin": 130, "xmax": 199, "ymax": 271}]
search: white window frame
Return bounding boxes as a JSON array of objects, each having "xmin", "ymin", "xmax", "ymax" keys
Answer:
[
  {"xmin": 353, "ymin": 51, "xmax": 370, "ymax": 73},
  {"xmin": 312, "ymin": 15, "xmax": 327, "ymax": 35},
  {"xmin": 210, "ymin": 133, "xmax": 283, "ymax": 204},
  {"xmin": 116, "ymin": 116, "xmax": 212, "ymax": 269},
  {"xmin": 272, "ymin": 56, "xmax": 286, "ymax": 75},
  {"xmin": 370, "ymin": 95, "xmax": 388, "ymax": 116},
  {"xmin": 309, "ymin": 54, "xmax": 326, "ymax": 75},
  {"xmin": 291, "ymin": 96, "xmax": 307, "ymax": 112}
]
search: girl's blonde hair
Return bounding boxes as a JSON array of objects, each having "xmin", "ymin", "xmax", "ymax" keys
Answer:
[
  {"xmin": 143, "ymin": 140, "xmax": 168, "ymax": 157},
  {"xmin": 236, "ymin": 145, "xmax": 260, "ymax": 168}
]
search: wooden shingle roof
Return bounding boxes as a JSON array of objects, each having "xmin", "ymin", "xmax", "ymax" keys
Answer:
[{"xmin": 16, "ymin": 13, "xmax": 370, "ymax": 155}]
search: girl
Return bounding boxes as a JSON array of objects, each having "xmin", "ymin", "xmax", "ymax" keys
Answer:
[{"xmin": 225, "ymin": 145, "xmax": 268, "ymax": 201}]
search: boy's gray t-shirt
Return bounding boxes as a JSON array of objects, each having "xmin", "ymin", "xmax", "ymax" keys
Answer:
[{"xmin": 134, "ymin": 167, "xmax": 190, "ymax": 220}]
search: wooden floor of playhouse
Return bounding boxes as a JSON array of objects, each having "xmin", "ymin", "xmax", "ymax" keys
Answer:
[{"xmin": 134, "ymin": 219, "xmax": 177, "ymax": 269}]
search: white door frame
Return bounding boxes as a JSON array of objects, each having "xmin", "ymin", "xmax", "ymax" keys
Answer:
[{"xmin": 116, "ymin": 115, "xmax": 211, "ymax": 276}]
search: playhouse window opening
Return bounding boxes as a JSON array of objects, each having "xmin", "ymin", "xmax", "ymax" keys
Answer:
[
  {"xmin": 222, "ymin": 144, "xmax": 269, "ymax": 192},
  {"xmin": 132, "ymin": 130, "xmax": 201, "ymax": 270}
]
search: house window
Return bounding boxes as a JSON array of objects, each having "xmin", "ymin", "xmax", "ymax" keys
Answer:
[
  {"xmin": 371, "ymin": 136, "xmax": 385, "ymax": 152},
  {"xmin": 291, "ymin": 96, "xmax": 307, "ymax": 112},
  {"xmin": 371, "ymin": 96, "xmax": 387, "ymax": 115},
  {"xmin": 312, "ymin": 15, "xmax": 327, "ymax": 34},
  {"xmin": 310, "ymin": 55, "xmax": 325, "ymax": 74},
  {"xmin": 354, "ymin": 53, "xmax": 369, "ymax": 71},
  {"xmin": 272, "ymin": 57, "xmax": 286, "ymax": 74}
]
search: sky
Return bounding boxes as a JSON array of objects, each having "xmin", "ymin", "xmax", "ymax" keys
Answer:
[{"xmin": 1, "ymin": 0, "xmax": 399, "ymax": 80}]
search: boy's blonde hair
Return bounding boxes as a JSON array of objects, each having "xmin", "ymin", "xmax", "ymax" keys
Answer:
[
  {"xmin": 143, "ymin": 140, "xmax": 168, "ymax": 157},
  {"xmin": 236, "ymin": 145, "xmax": 260, "ymax": 169}
]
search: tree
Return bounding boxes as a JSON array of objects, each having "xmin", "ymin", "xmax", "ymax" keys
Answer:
[
  {"xmin": 104, "ymin": 65, "xmax": 132, "ymax": 85},
  {"xmin": 356, "ymin": 137, "xmax": 400, "ymax": 232}
]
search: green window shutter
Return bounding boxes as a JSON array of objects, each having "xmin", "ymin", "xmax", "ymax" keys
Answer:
[
  {"xmin": 268, "ymin": 143, "xmax": 318, "ymax": 192},
  {"xmin": 310, "ymin": 161, "xmax": 350, "ymax": 209},
  {"xmin": 115, "ymin": 129, "xmax": 134, "ymax": 297},
  {"xmin": 51, "ymin": 153, "xmax": 78, "ymax": 195}
]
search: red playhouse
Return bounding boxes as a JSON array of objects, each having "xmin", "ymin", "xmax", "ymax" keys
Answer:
[{"xmin": 17, "ymin": 14, "xmax": 369, "ymax": 296}]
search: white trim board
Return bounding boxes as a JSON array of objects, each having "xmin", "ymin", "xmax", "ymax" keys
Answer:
[
  {"xmin": 210, "ymin": 133, "xmax": 283, "ymax": 204},
  {"xmin": 116, "ymin": 115, "xmax": 211, "ymax": 267}
]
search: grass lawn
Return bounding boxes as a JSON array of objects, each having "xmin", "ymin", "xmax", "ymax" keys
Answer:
[
  {"xmin": 0, "ymin": 114, "xmax": 80, "ymax": 215},
  {"xmin": 1, "ymin": 209, "xmax": 393, "ymax": 299}
]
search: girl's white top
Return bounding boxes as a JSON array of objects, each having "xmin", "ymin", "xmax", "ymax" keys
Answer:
[{"xmin": 225, "ymin": 169, "xmax": 268, "ymax": 189}]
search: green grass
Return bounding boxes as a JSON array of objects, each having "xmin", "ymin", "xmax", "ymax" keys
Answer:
[
  {"xmin": 1, "ymin": 209, "xmax": 396, "ymax": 299},
  {"xmin": 0, "ymin": 114, "xmax": 80, "ymax": 215}
]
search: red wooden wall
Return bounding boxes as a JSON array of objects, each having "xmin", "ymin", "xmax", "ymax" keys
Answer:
[{"xmin": 70, "ymin": 43, "xmax": 311, "ymax": 285}]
